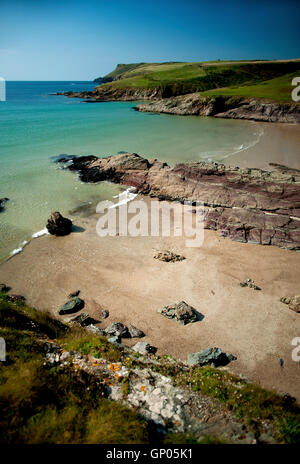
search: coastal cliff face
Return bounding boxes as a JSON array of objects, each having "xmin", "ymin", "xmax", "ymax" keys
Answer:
[
  {"xmin": 64, "ymin": 153, "xmax": 300, "ymax": 250},
  {"xmin": 135, "ymin": 93, "xmax": 300, "ymax": 124},
  {"xmin": 57, "ymin": 89, "xmax": 300, "ymax": 123}
]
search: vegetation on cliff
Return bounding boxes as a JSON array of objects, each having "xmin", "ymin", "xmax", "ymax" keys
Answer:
[
  {"xmin": 95, "ymin": 60, "xmax": 300, "ymax": 101},
  {"xmin": 1, "ymin": 292, "xmax": 300, "ymax": 444}
]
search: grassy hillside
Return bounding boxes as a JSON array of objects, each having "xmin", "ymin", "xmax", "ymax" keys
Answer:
[{"xmin": 96, "ymin": 60, "xmax": 300, "ymax": 101}]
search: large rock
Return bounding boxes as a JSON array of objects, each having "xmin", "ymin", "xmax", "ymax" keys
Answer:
[
  {"xmin": 104, "ymin": 322, "xmax": 130, "ymax": 338},
  {"xmin": 65, "ymin": 152, "xmax": 300, "ymax": 250},
  {"xmin": 64, "ymin": 312, "xmax": 96, "ymax": 326},
  {"xmin": 128, "ymin": 323, "xmax": 145, "ymax": 338},
  {"xmin": 158, "ymin": 301, "xmax": 199, "ymax": 325},
  {"xmin": 187, "ymin": 348, "xmax": 237, "ymax": 367},
  {"xmin": 58, "ymin": 297, "xmax": 84, "ymax": 315},
  {"xmin": 280, "ymin": 295, "xmax": 300, "ymax": 313},
  {"xmin": 46, "ymin": 211, "xmax": 72, "ymax": 236}
]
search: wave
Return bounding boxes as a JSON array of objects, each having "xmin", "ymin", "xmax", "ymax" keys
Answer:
[
  {"xmin": 110, "ymin": 187, "xmax": 138, "ymax": 208},
  {"xmin": 10, "ymin": 240, "xmax": 28, "ymax": 256},
  {"xmin": 32, "ymin": 228, "xmax": 49, "ymax": 238}
]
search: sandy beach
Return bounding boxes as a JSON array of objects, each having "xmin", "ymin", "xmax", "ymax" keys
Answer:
[
  {"xmin": 228, "ymin": 121, "xmax": 300, "ymax": 170},
  {"xmin": 1, "ymin": 193, "xmax": 300, "ymax": 401}
]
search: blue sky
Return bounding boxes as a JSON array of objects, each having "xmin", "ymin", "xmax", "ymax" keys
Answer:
[{"xmin": 1, "ymin": 0, "xmax": 299, "ymax": 80}]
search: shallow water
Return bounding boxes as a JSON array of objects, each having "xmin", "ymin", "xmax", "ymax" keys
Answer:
[{"xmin": 0, "ymin": 81, "xmax": 263, "ymax": 260}]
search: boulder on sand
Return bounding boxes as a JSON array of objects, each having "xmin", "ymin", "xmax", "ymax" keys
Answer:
[
  {"xmin": 187, "ymin": 347, "xmax": 237, "ymax": 367},
  {"xmin": 128, "ymin": 323, "xmax": 145, "ymax": 338},
  {"xmin": 46, "ymin": 211, "xmax": 72, "ymax": 236},
  {"xmin": 58, "ymin": 297, "xmax": 84, "ymax": 315},
  {"xmin": 0, "ymin": 283, "xmax": 10, "ymax": 293},
  {"xmin": 104, "ymin": 322, "xmax": 130, "ymax": 338},
  {"xmin": 154, "ymin": 250, "xmax": 185, "ymax": 263},
  {"xmin": 158, "ymin": 301, "xmax": 199, "ymax": 325}
]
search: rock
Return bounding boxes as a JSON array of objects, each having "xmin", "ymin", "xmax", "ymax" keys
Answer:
[
  {"xmin": 0, "ymin": 283, "xmax": 10, "ymax": 293},
  {"xmin": 136, "ymin": 93, "xmax": 300, "ymax": 124},
  {"xmin": 187, "ymin": 347, "xmax": 237, "ymax": 367},
  {"xmin": 108, "ymin": 335, "xmax": 121, "ymax": 343},
  {"xmin": 0, "ymin": 198, "xmax": 9, "ymax": 212},
  {"xmin": 158, "ymin": 301, "xmax": 199, "ymax": 325},
  {"xmin": 64, "ymin": 312, "xmax": 95, "ymax": 327},
  {"xmin": 128, "ymin": 324, "xmax": 145, "ymax": 338},
  {"xmin": 239, "ymin": 279, "xmax": 261, "ymax": 290},
  {"xmin": 66, "ymin": 152, "xmax": 300, "ymax": 250},
  {"xmin": 68, "ymin": 290, "xmax": 80, "ymax": 298},
  {"xmin": 132, "ymin": 342, "xmax": 157, "ymax": 355},
  {"xmin": 154, "ymin": 250, "xmax": 185, "ymax": 263},
  {"xmin": 100, "ymin": 309, "xmax": 109, "ymax": 319},
  {"xmin": 86, "ymin": 324, "xmax": 105, "ymax": 335},
  {"xmin": 280, "ymin": 295, "xmax": 300, "ymax": 313},
  {"xmin": 58, "ymin": 297, "xmax": 84, "ymax": 315},
  {"xmin": 7, "ymin": 294, "xmax": 26, "ymax": 303},
  {"xmin": 104, "ymin": 322, "xmax": 130, "ymax": 338},
  {"xmin": 46, "ymin": 211, "xmax": 72, "ymax": 236}
]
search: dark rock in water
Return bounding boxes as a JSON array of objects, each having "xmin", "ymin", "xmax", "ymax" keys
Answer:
[
  {"xmin": 187, "ymin": 348, "xmax": 237, "ymax": 367},
  {"xmin": 68, "ymin": 290, "xmax": 80, "ymax": 298},
  {"xmin": 104, "ymin": 322, "xmax": 130, "ymax": 338},
  {"xmin": 7, "ymin": 294, "xmax": 26, "ymax": 303},
  {"xmin": 154, "ymin": 250, "xmax": 185, "ymax": 263},
  {"xmin": 0, "ymin": 283, "xmax": 10, "ymax": 293},
  {"xmin": 239, "ymin": 279, "xmax": 261, "ymax": 290},
  {"xmin": 64, "ymin": 312, "xmax": 96, "ymax": 327},
  {"xmin": 128, "ymin": 323, "xmax": 145, "ymax": 338},
  {"xmin": 46, "ymin": 211, "xmax": 72, "ymax": 236},
  {"xmin": 280, "ymin": 295, "xmax": 300, "ymax": 313},
  {"xmin": 132, "ymin": 341, "xmax": 157, "ymax": 355},
  {"xmin": 158, "ymin": 301, "xmax": 200, "ymax": 325},
  {"xmin": 58, "ymin": 297, "xmax": 84, "ymax": 315},
  {"xmin": 0, "ymin": 198, "xmax": 9, "ymax": 212},
  {"xmin": 100, "ymin": 309, "xmax": 109, "ymax": 319}
]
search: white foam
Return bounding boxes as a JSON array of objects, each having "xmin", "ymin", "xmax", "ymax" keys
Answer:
[
  {"xmin": 32, "ymin": 228, "xmax": 49, "ymax": 238},
  {"xmin": 110, "ymin": 187, "xmax": 138, "ymax": 209},
  {"xmin": 10, "ymin": 240, "xmax": 28, "ymax": 256}
]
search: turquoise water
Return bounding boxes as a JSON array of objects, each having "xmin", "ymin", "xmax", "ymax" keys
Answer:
[{"xmin": 0, "ymin": 81, "xmax": 262, "ymax": 260}]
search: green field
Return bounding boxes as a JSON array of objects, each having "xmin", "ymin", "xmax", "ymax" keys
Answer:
[{"xmin": 96, "ymin": 60, "xmax": 300, "ymax": 101}]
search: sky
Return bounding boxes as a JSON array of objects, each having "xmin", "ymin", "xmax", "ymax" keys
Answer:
[{"xmin": 0, "ymin": 0, "xmax": 299, "ymax": 80}]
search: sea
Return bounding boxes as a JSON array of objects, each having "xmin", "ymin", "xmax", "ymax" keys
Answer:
[{"xmin": 0, "ymin": 81, "xmax": 263, "ymax": 261}]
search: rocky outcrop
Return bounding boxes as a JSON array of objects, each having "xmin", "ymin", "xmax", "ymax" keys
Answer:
[
  {"xmin": 135, "ymin": 94, "xmax": 300, "ymax": 124},
  {"xmin": 56, "ymin": 86, "xmax": 163, "ymax": 102},
  {"xmin": 46, "ymin": 211, "xmax": 73, "ymax": 236},
  {"xmin": 63, "ymin": 152, "xmax": 300, "ymax": 250}
]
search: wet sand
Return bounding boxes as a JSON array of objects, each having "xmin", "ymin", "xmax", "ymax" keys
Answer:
[
  {"xmin": 226, "ymin": 122, "xmax": 300, "ymax": 170},
  {"xmin": 1, "ymin": 197, "xmax": 300, "ymax": 400}
]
